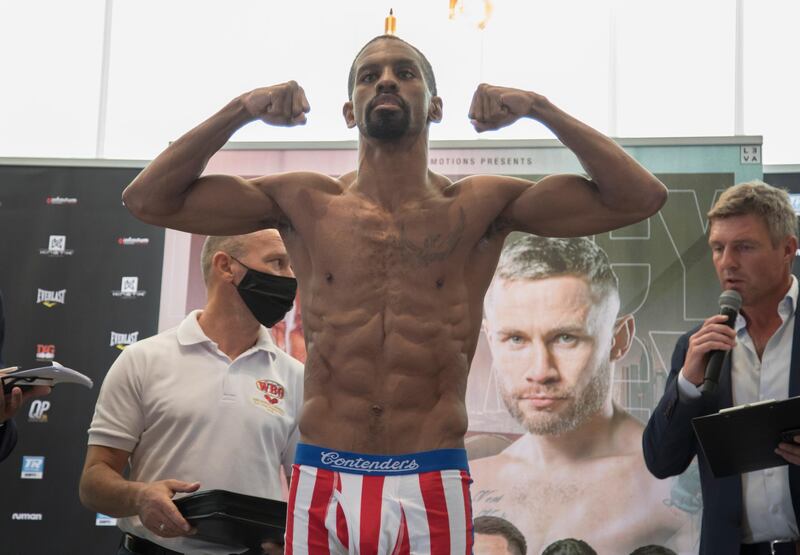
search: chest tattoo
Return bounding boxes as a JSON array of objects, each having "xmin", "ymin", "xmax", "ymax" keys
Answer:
[{"xmin": 389, "ymin": 208, "xmax": 466, "ymax": 266}]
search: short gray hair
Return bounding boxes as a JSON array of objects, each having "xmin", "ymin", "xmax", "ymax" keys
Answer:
[
  {"xmin": 200, "ymin": 235, "xmax": 250, "ymax": 285},
  {"xmin": 493, "ymin": 235, "xmax": 618, "ymax": 296},
  {"xmin": 473, "ymin": 516, "xmax": 527, "ymax": 555},
  {"xmin": 708, "ymin": 180, "xmax": 798, "ymax": 245}
]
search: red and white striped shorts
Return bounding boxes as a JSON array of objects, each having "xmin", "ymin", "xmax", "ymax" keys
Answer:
[{"xmin": 285, "ymin": 444, "xmax": 474, "ymax": 555}]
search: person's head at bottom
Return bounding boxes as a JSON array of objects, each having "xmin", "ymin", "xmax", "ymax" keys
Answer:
[
  {"xmin": 629, "ymin": 545, "xmax": 677, "ymax": 555},
  {"xmin": 541, "ymin": 537, "xmax": 598, "ymax": 555},
  {"xmin": 473, "ymin": 516, "xmax": 527, "ymax": 555}
]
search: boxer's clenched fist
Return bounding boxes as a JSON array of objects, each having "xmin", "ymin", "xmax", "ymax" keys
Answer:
[
  {"xmin": 469, "ymin": 84, "xmax": 545, "ymax": 132},
  {"xmin": 242, "ymin": 81, "xmax": 310, "ymax": 127}
]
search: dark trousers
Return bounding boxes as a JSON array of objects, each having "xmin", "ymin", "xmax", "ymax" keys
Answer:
[{"xmin": 740, "ymin": 541, "xmax": 800, "ymax": 555}]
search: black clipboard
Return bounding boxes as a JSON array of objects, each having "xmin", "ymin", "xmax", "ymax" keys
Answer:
[
  {"xmin": 691, "ymin": 395, "xmax": 800, "ymax": 478},
  {"xmin": 173, "ymin": 489, "xmax": 286, "ymax": 549}
]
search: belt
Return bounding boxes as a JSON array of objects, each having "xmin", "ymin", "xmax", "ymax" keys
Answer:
[
  {"xmin": 740, "ymin": 539, "xmax": 800, "ymax": 555},
  {"xmin": 121, "ymin": 533, "xmax": 183, "ymax": 555}
]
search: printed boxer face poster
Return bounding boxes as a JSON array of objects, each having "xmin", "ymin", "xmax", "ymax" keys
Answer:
[{"xmin": 464, "ymin": 173, "xmax": 741, "ymax": 555}]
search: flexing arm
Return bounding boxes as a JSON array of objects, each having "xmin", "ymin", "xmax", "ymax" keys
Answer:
[
  {"xmin": 469, "ymin": 85, "xmax": 667, "ymax": 236},
  {"xmin": 122, "ymin": 82, "xmax": 310, "ymax": 235},
  {"xmin": 79, "ymin": 445, "xmax": 199, "ymax": 537}
]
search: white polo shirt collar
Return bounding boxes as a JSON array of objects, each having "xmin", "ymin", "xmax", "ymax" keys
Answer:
[{"xmin": 176, "ymin": 309, "xmax": 278, "ymax": 357}]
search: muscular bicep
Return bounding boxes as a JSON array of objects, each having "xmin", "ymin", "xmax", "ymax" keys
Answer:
[
  {"xmin": 174, "ymin": 174, "xmax": 291, "ymax": 234},
  {"xmin": 498, "ymin": 174, "xmax": 646, "ymax": 237},
  {"xmin": 124, "ymin": 172, "xmax": 286, "ymax": 235}
]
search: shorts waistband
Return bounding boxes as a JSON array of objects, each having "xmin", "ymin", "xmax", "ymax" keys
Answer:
[{"xmin": 295, "ymin": 443, "xmax": 469, "ymax": 475}]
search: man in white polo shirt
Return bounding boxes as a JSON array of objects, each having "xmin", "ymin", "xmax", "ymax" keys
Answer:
[{"xmin": 79, "ymin": 229, "xmax": 303, "ymax": 555}]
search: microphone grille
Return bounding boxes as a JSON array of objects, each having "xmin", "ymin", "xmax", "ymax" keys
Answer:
[{"xmin": 719, "ymin": 289, "xmax": 742, "ymax": 311}]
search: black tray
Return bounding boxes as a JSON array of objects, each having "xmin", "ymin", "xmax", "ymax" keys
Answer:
[{"xmin": 174, "ymin": 489, "xmax": 287, "ymax": 549}]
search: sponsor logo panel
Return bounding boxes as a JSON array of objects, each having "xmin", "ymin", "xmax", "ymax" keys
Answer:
[
  {"xmin": 110, "ymin": 331, "xmax": 139, "ymax": 350},
  {"xmin": 21, "ymin": 456, "xmax": 45, "ymax": 479},
  {"xmin": 45, "ymin": 196, "xmax": 77, "ymax": 205},
  {"xmin": 35, "ymin": 344, "xmax": 55, "ymax": 361},
  {"xmin": 112, "ymin": 277, "xmax": 146, "ymax": 299},
  {"xmin": 38, "ymin": 235, "xmax": 74, "ymax": 257},
  {"xmin": 27, "ymin": 400, "xmax": 50, "ymax": 423},
  {"xmin": 117, "ymin": 237, "xmax": 150, "ymax": 246},
  {"xmin": 12, "ymin": 513, "xmax": 43, "ymax": 521},
  {"xmin": 36, "ymin": 289, "xmax": 66, "ymax": 308},
  {"xmin": 95, "ymin": 513, "xmax": 117, "ymax": 526}
]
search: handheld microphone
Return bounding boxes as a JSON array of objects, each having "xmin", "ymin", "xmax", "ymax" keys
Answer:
[{"xmin": 700, "ymin": 289, "xmax": 742, "ymax": 394}]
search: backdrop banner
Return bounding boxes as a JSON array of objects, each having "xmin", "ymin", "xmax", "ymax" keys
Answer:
[
  {"xmin": 0, "ymin": 162, "xmax": 163, "ymax": 554},
  {"xmin": 2, "ymin": 138, "xmax": 780, "ymax": 554}
]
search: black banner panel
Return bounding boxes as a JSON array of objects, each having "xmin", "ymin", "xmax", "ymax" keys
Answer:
[{"xmin": 0, "ymin": 163, "xmax": 164, "ymax": 554}]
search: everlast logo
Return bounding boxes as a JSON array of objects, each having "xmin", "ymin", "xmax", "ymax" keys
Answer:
[
  {"xmin": 36, "ymin": 289, "xmax": 66, "ymax": 308},
  {"xmin": 110, "ymin": 331, "xmax": 139, "ymax": 350},
  {"xmin": 12, "ymin": 513, "xmax": 43, "ymax": 521},
  {"xmin": 35, "ymin": 344, "xmax": 55, "ymax": 361}
]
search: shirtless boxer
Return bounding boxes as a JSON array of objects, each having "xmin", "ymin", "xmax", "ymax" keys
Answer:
[{"xmin": 122, "ymin": 34, "xmax": 667, "ymax": 554}]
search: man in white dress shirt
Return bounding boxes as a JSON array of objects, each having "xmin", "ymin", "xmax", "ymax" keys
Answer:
[{"xmin": 643, "ymin": 181, "xmax": 800, "ymax": 555}]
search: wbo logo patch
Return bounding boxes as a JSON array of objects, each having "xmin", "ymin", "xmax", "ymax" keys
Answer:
[
  {"xmin": 252, "ymin": 379, "xmax": 286, "ymax": 415},
  {"xmin": 256, "ymin": 379, "xmax": 284, "ymax": 405}
]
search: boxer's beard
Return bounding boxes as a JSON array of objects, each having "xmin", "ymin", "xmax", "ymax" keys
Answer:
[
  {"xmin": 501, "ymin": 360, "xmax": 612, "ymax": 436},
  {"xmin": 363, "ymin": 95, "xmax": 411, "ymax": 140}
]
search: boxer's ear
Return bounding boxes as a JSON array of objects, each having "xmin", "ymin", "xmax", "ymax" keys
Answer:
[
  {"xmin": 611, "ymin": 314, "xmax": 635, "ymax": 361},
  {"xmin": 428, "ymin": 96, "xmax": 443, "ymax": 124},
  {"xmin": 343, "ymin": 101, "xmax": 356, "ymax": 129}
]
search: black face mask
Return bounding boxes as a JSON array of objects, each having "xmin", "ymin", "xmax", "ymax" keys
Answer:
[{"xmin": 232, "ymin": 259, "xmax": 297, "ymax": 328}]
